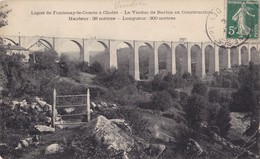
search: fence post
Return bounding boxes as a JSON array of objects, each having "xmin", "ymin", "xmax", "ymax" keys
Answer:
[
  {"xmin": 87, "ymin": 89, "xmax": 91, "ymax": 122},
  {"xmin": 52, "ymin": 89, "xmax": 56, "ymax": 128}
]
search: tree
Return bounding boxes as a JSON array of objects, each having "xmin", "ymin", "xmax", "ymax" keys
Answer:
[
  {"xmin": 0, "ymin": 53, "xmax": 26, "ymax": 96},
  {"xmin": 89, "ymin": 61, "xmax": 104, "ymax": 74},
  {"xmin": 0, "ymin": 4, "xmax": 11, "ymax": 28},
  {"xmin": 29, "ymin": 49, "xmax": 59, "ymax": 73},
  {"xmin": 151, "ymin": 91, "xmax": 174, "ymax": 111},
  {"xmin": 231, "ymin": 62, "xmax": 260, "ymax": 112},
  {"xmin": 207, "ymin": 102, "xmax": 231, "ymax": 137},
  {"xmin": 151, "ymin": 72, "xmax": 168, "ymax": 91},
  {"xmin": 184, "ymin": 94, "xmax": 208, "ymax": 130},
  {"xmin": 208, "ymin": 89, "xmax": 221, "ymax": 103},
  {"xmin": 58, "ymin": 54, "xmax": 79, "ymax": 78},
  {"xmin": 95, "ymin": 69, "xmax": 135, "ymax": 90},
  {"xmin": 191, "ymin": 82, "xmax": 208, "ymax": 96}
]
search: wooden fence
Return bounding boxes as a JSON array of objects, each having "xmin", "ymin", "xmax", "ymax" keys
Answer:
[{"xmin": 52, "ymin": 88, "xmax": 91, "ymax": 127}]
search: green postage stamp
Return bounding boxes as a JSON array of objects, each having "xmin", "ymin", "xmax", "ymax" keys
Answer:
[{"xmin": 226, "ymin": 0, "xmax": 258, "ymax": 39}]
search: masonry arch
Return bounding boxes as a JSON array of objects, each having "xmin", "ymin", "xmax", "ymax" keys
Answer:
[
  {"xmin": 204, "ymin": 45, "xmax": 215, "ymax": 75},
  {"xmin": 250, "ymin": 47, "xmax": 259, "ymax": 64},
  {"xmin": 116, "ymin": 42, "xmax": 134, "ymax": 75},
  {"xmin": 175, "ymin": 44, "xmax": 188, "ymax": 75},
  {"xmin": 87, "ymin": 40, "xmax": 109, "ymax": 70},
  {"xmin": 59, "ymin": 40, "xmax": 83, "ymax": 61},
  {"xmin": 241, "ymin": 46, "xmax": 249, "ymax": 65},
  {"xmin": 38, "ymin": 39, "xmax": 53, "ymax": 49},
  {"xmin": 190, "ymin": 44, "xmax": 202, "ymax": 77},
  {"xmin": 158, "ymin": 43, "xmax": 171, "ymax": 73},
  {"xmin": 231, "ymin": 47, "xmax": 239, "ymax": 66},
  {"xmin": 138, "ymin": 43, "xmax": 153, "ymax": 79},
  {"xmin": 219, "ymin": 47, "xmax": 228, "ymax": 69},
  {"xmin": 3, "ymin": 38, "xmax": 18, "ymax": 45}
]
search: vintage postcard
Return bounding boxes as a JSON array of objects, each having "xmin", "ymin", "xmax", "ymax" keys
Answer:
[{"xmin": 0, "ymin": 0, "xmax": 260, "ymax": 158}]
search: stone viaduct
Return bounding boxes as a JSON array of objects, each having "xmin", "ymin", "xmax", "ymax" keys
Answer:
[{"xmin": 1, "ymin": 35, "xmax": 260, "ymax": 80}]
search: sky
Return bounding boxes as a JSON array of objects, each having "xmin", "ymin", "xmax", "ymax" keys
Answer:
[{"xmin": 1, "ymin": 0, "xmax": 223, "ymax": 42}]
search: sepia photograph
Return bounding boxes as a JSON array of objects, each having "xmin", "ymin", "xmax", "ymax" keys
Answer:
[{"xmin": 0, "ymin": 0, "xmax": 259, "ymax": 158}]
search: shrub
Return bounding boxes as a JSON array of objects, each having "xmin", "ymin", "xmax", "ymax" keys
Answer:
[
  {"xmin": 150, "ymin": 91, "xmax": 173, "ymax": 111},
  {"xmin": 222, "ymin": 78, "xmax": 231, "ymax": 88},
  {"xmin": 102, "ymin": 85, "xmax": 149, "ymax": 106},
  {"xmin": 29, "ymin": 49, "xmax": 59, "ymax": 73},
  {"xmin": 208, "ymin": 88, "xmax": 221, "ymax": 103},
  {"xmin": 166, "ymin": 88, "xmax": 180, "ymax": 100},
  {"xmin": 230, "ymin": 87, "xmax": 257, "ymax": 112},
  {"xmin": 151, "ymin": 73, "xmax": 168, "ymax": 91},
  {"xmin": 95, "ymin": 69, "xmax": 135, "ymax": 90},
  {"xmin": 77, "ymin": 61, "xmax": 90, "ymax": 73},
  {"xmin": 207, "ymin": 103, "xmax": 231, "ymax": 136},
  {"xmin": 191, "ymin": 82, "xmax": 208, "ymax": 96},
  {"xmin": 231, "ymin": 79, "xmax": 240, "ymax": 89},
  {"xmin": 184, "ymin": 94, "xmax": 208, "ymax": 130},
  {"xmin": 58, "ymin": 54, "xmax": 80, "ymax": 79},
  {"xmin": 0, "ymin": 53, "xmax": 27, "ymax": 96},
  {"xmin": 89, "ymin": 61, "xmax": 104, "ymax": 74},
  {"xmin": 215, "ymin": 106, "xmax": 231, "ymax": 136}
]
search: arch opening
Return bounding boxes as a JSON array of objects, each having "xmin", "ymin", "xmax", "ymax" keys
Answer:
[
  {"xmin": 138, "ymin": 43, "xmax": 153, "ymax": 80},
  {"xmin": 190, "ymin": 45, "xmax": 202, "ymax": 77},
  {"xmin": 59, "ymin": 40, "xmax": 83, "ymax": 61},
  {"xmin": 231, "ymin": 47, "xmax": 239, "ymax": 67},
  {"xmin": 158, "ymin": 43, "xmax": 171, "ymax": 74},
  {"xmin": 116, "ymin": 42, "xmax": 134, "ymax": 76},
  {"xmin": 3, "ymin": 38, "xmax": 18, "ymax": 45},
  {"xmin": 175, "ymin": 44, "xmax": 188, "ymax": 76},
  {"xmin": 205, "ymin": 45, "xmax": 215, "ymax": 75},
  {"xmin": 250, "ymin": 47, "xmax": 259, "ymax": 64},
  {"xmin": 219, "ymin": 47, "xmax": 228, "ymax": 70},
  {"xmin": 241, "ymin": 46, "xmax": 248, "ymax": 65},
  {"xmin": 87, "ymin": 40, "xmax": 109, "ymax": 70}
]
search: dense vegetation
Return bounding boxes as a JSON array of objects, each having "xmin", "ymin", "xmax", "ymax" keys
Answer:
[{"xmin": 1, "ymin": 46, "xmax": 260, "ymax": 158}]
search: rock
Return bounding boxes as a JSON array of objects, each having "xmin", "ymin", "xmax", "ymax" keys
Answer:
[
  {"xmin": 35, "ymin": 105, "xmax": 43, "ymax": 112},
  {"xmin": 121, "ymin": 151, "xmax": 129, "ymax": 159},
  {"xmin": 148, "ymin": 125, "xmax": 176, "ymax": 143},
  {"xmin": 21, "ymin": 140, "xmax": 29, "ymax": 148},
  {"xmin": 112, "ymin": 104, "xmax": 118, "ymax": 108},
  {"xmin": 44, "ymin": 104, "xmax": 52, "ymax": 112},
  {"xmin": 72, "ymin": 115, "xmax": 134, "ymax": 156},
  {"xmin": 36, "ymin": 97, "xmax": 47, "ymax": 107},
  {"xmin": 20, "ymin": 100, "xmax": 28, "ymax": 108},
  {"xmin": 110, "ymin": 119, "xmax": 132, "ymax": 134},
  {"xmin": 25, "ymin": 137, "xmax": 33, "ymax": 145},
  {"xmin": 91, "ymin": 102, "xmax": 96, "ymax": 108},
  {"xmin": 64, "ymin": 108, "xmax": 75, "ymax": 114},
  {"xmin": 144, "ymin": 144, "xmax": 166, "ymax": 158},
  {"xmin": 55, "ymin": 115, "xmax": 62, "ymax": 122},
  {"xmin": 32, "ymin": 135, "xmax": 39, "ymax": 142},
  {"xmin": 34, "ymin": 125, "xmax": 55, "ymax": 133},
  {"xmin": 45, "ymin": 143, "xmax": 64, "ymax": 155},
  {"xmin": 212, "ymin": 133, "xmax": 222, "ymax": 142},
  {"xmin": 12, "ymin": 100, "xmax": 19, "ymax": 106},
  {"xmin": 97, "ymin": 104, "xmax": 102, "ymax": 109},
  {"xmin": 101, "ymin": 102, "xmax": 108, "ymax": 107},
  {"xmin": 56, "ymin": 125, "xmax": 63, "ymax": 130},
  {"xmin": 45, "ymin": 117, "xmax": 52, "ymax": 124},
  {"xmin": 30, "ymin": 102, "xmax": 37, "ymax": 109},
  {"xmin": 187, "ymin": 139, "xmax": 203, "ymax": 156},
  {"xmin": 15, "ymin": 143, "xmax": 22, "ymax": 150}
]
